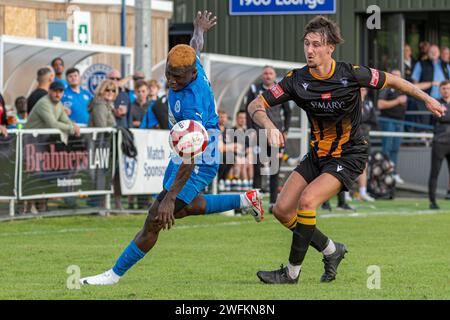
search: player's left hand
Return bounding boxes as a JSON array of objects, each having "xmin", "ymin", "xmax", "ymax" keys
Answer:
[
  {"xmin": 157, "ymin": 198, "xmax": 176, "ymax": 230},
  {"xmin": 194, "ymin": 10, "xmax": 217, "ymax": 33},
  {"xmin": 426, "ymin": 97, "xmax": 447, "ymax": 118}
]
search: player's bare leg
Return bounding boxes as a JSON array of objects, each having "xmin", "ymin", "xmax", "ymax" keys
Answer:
[
  {"xmin": 80, "ymin": 189, "xmax": 263, "ymax": 285},
  {"xmin": 257, "ymin": 173, "xmax": 348, "ymax": 284}
]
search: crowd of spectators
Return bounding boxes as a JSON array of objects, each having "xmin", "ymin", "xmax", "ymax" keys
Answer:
[
  {"xmin": 1, "ymin": 42, "xmax": 450, "ymax": 213},
  {"xmin": 0, "ymin": 57, "xmax": 169, "ymax": 213}
]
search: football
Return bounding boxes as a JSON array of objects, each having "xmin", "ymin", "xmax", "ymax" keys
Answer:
[{"xmin": 169, "ymin": 120, "xmax": 209, "ymax": 158}]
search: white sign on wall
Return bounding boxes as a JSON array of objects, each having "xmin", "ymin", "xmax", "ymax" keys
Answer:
[
  {"xmin": 119, "ymin": 129, "xmax": 171, "ymax": 195},
  {"xmin": 73, "ymin": 11, "xmax": 91, "ymax": 45}
]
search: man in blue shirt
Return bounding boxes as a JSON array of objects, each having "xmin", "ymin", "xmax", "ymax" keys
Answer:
[
  {"xmin": 81, "ymin": 10, "xmax": 264, "ymax": 286},
  {"xmin": 61, "ymin": 68, "xmax": 93, "ymax": 126},
  {"xmin": 412, "ymin": 45, "xmax": 450, "ymax": 100},
  {"xmin": 412, "ymin": 45, "xmax": 450, "ymax": 125},
  {"xmin": 51, "ymin": 57, "xmax": 69, "ymax": 90}
]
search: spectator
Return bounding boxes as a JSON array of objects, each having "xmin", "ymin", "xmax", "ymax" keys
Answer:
[
  {"xmin": 404, "ymin": 44, "xmax": 416, "ymax": 82},
  {"xmin": 27, "ymin": 67, "xmax": 54, "ymax": 114},
  {"xmin": 25, "ymin": 81, "xmax": 81, "ymax": 213},
  {"xmin": 357, "ymin": 88, "xmax": 377, "ymax": 202},
  {"xmin": 378, "ymin": 69, "xmax": 408, "ymax": 184},
  {"xmin": 412, "ymin": 45, "xmax": 450, "ymax": 126},
  {"xmin": 139, "ymin": 81, "xmax": 159, "ymax": 129},
  {"xmin": 152, "ymin": 82, "xmax": 169, "ymax": 130},
  {"xmin": 231, "ymin": 111, "xmax": 252, "ymax": 191},
  {"xmin": 419, "ymin": 41, "xmax": 431, "ymax": 61},
  {"xmin": 51, "ymin": 57, "xmax": 68, "ymax": 90},
  {"xmin": 88, "ymin": 80, "xmax": 118, "ymax": 128},
  {"xmin": 85, "ymin": 80, "xmax": 118, "ymax": 209},
  {"xmin": 25, "ymin": 81, "xmax": 81, "ymax": 135},
  {"xmin": 130, "ymin": 80, "xmax": 151, "ymax": 128},
  {"xmin": 0, "ymin": 93, "xmax": 7, "ymax": 137},
  {"xmin": 127, "ymin": 71, "xmax": 146, "ymax": 105},
  {"xmin": 442, "ymin": 47, "xmax": 450, "ymax": 68},
  {"xmin": 412, "ymin": 45, "xmax": 450, "ymax": 100},
  {"xmin": 61, "ymin": 68, "xmax": 93, "ymax": 126},
  {"xmin": 428, "ymin": 81, "xmax": 450, "ymax": 210},
  {"xmin": 245, "ymin": 65, "xmax": 292, "ymax": 210},
  {"xmin": 107, "ymin": 70, "xmax": 131, "ymax": 128},
  {"xmin": 217, "ymin": 110, "xmax": 237, "ymax": 192},
  {"xmin": 8, "ymin": 96, "xmax": 28, "ymax": 129}
]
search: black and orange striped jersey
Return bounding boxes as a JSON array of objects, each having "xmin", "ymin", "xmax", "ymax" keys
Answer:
[{"xmin": 261, "ymin": 60, "xmax": 388, "ymax": 158}]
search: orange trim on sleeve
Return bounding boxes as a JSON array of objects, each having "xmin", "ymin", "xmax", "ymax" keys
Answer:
[
  {"xmin": 259, "ymin": 95, "xmax": 271, "ymax": 109},
  {"xmin": 380, "ymin": 72, "xmax": 389, "ymax": 90}
]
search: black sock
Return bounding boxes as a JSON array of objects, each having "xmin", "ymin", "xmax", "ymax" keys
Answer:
[
  {"xmin": 288, "ymin": 210, "xmax": 316, "ymax": 265},
  {"xmin": 310, "ymin": 228, "xmax": 329, "ymax": 252}
]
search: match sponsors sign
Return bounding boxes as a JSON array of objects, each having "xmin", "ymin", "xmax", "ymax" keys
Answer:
[
  {"xmin": 0, "ymin": 132, "xmax": 18, "ymax": 199},
  {"xmin": 229, "ymin": 0, "xmax": 336, "ymax": 15},
  {"xmin": 118, "ymin": 129, "xmax": 171, "ymax": 195},
  {"xmin": 19, "ymin": 129, "xmax": 115, "ymax": 199}
]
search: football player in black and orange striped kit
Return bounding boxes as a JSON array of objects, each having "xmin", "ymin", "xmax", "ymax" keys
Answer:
[{"xmin": 248, "ymin": 15, "xmax": 446, "ymax": 284}]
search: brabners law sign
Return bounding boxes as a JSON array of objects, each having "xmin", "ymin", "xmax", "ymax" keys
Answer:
[{"xmin": 229, "ymin": 0, "xmax": 336, "ymax": 15}]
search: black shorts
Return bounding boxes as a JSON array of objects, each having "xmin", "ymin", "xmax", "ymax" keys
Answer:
[{"xmin": 294, "ymin": 148, "xmax": 368, "ymax": 192}]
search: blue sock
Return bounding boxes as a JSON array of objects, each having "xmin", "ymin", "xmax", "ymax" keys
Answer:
[
  {"xmin": 203, "ymin": 194, "xmax": 241, "ymax": 214},
  {"xmin": 112, "ymin": 241, "xmax": 146, "ymax": 277}
]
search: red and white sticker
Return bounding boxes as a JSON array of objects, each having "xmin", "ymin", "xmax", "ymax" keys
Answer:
[
  {"xmin": 321, "ymin": 92, "xmax": 332, "ymax": 100},
  {"xmin": 270, "ymin": 84, "xmax": 285, "ymax": 99},
  {"xmin": 370, "ymin": 68, "xmax": 380, "ymax": 87}
]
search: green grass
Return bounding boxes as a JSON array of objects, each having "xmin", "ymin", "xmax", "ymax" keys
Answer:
[{"xmin": 0, "ymin": 198, "xmax": 449, "ymax": 300}]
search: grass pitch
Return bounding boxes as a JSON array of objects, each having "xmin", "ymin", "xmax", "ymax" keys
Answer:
[{"xmin": 0, "ymin": 198, "xmax": 449, "ymax": 300}]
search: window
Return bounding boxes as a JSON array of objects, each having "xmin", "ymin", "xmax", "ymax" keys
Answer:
[{"xmin": 48, "ymin": 21, "xmax": 67, "ymax": 41}]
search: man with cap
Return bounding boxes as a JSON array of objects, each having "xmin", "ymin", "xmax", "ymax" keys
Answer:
[{"xmin": 25, "ymin": 81, "xmax": 81, "ymax": 136}]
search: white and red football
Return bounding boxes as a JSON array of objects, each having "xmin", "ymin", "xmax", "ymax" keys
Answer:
[{"xmin": 169, "ymin": 120, "xmax": 209, "ymax": 158}]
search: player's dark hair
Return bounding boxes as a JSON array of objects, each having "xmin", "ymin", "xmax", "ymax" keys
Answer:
[
  {"xmin": 303, "ymin": 15, "xmax": 344, "ymax": 45},
  {"xmin": 51, "ymin": 57, "xmax": 64, "ymax": 67},
  {"xmin": 65, "ymin": 67, "xmax": 80, "ymax": 77},
  {"xmin": 440, "ymin": 80, "xmax": 450, "ymax": 87},
  {"xmin": 135, "ymin": 79, "xmax": 149, "ymax": 90}
]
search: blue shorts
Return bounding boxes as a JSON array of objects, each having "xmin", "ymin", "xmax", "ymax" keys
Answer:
[{"xmin": 162, "ymin": 160, "xmax": 219, "ymax": 204}]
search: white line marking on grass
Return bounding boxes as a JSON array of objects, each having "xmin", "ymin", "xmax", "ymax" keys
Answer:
[{"xmin": 0, "ymin": 209, "xmax": 447, "ymax": 238}]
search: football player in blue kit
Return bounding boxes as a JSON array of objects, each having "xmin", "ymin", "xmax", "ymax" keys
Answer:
[{"xmin": 80, "ymin": 10, "xmax": 264, "ymax": 286}]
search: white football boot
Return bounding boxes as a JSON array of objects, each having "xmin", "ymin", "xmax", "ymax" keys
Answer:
[{"xmin": 80, "ymin": 269, "xmax": 120, "ymax": 286}]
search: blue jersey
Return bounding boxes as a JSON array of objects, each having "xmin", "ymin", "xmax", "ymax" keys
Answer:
[
  {"xmin": 167, "ymin": 56, "xmax": 219, "ymax": 131},
  {"xmin": 61, "ymin": 87, "xmax": 93, "ymax": 125}
]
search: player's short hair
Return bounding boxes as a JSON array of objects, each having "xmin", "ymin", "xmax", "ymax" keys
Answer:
[
  {"xmin": 65, "ymin": 67, "xmax": 79, "ymax": 77},
  {"xmin": 135, "ymin": 80, "xmax": 149, "ymax": 90},
  {"xmin": 37, "ymin": 67, "xmax": 52, "ymax": 82},
  {"xmin": 440, "ymin": 80, "xmax": 450, "ymax": 87},
  {"xmin": 263, "ymin": 65, "xmax": 275, "ymax": 72},
  {"xmin": 167, "ymin": 44, "xmax": 196, "ymax": 69},
  {"xmin": 236, "ymin": 110, "xmax": 246, "ymax": 117},
  {"xmin": 303, "ymin": 15, "xmax": 344, "ymax": 46},
  {"xmin": 218, "ymin": 109, "xmax": 227, "ymax": 115}
]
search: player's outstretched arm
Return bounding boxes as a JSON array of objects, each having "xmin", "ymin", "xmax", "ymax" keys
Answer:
[
  {"xmin": 385, "ymin": 74, "xmax": 446, "ymax": 118},
  {"xmin": 158, "ymin": 162, "xmax": 195, "ymax": 230},
  {"xmin": 190, "ymin": 10, "xmax": 217, "ymax": 53},
  {"xmin": 247, "ymin": 97, "xmax": 285, "ymax": 147}
]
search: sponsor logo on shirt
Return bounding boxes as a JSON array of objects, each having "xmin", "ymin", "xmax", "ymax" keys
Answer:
[
  {"xmin": 302, "ymin": 83, "xmax": 310, "ymax": 91},
  {"xmin": 370, "ymin": 68, "xmax": 380, "ymax": 87},
  {"xmin": 340, "ymin": 78, "xmax": 349, "ymax": 87},
  {"xmin": 270, "ymin": 84, "xmax": 285, "ymax": 99},
  {"xmin": 310, "ymin": 101, "xmax": 346, "ymax": 112}
]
